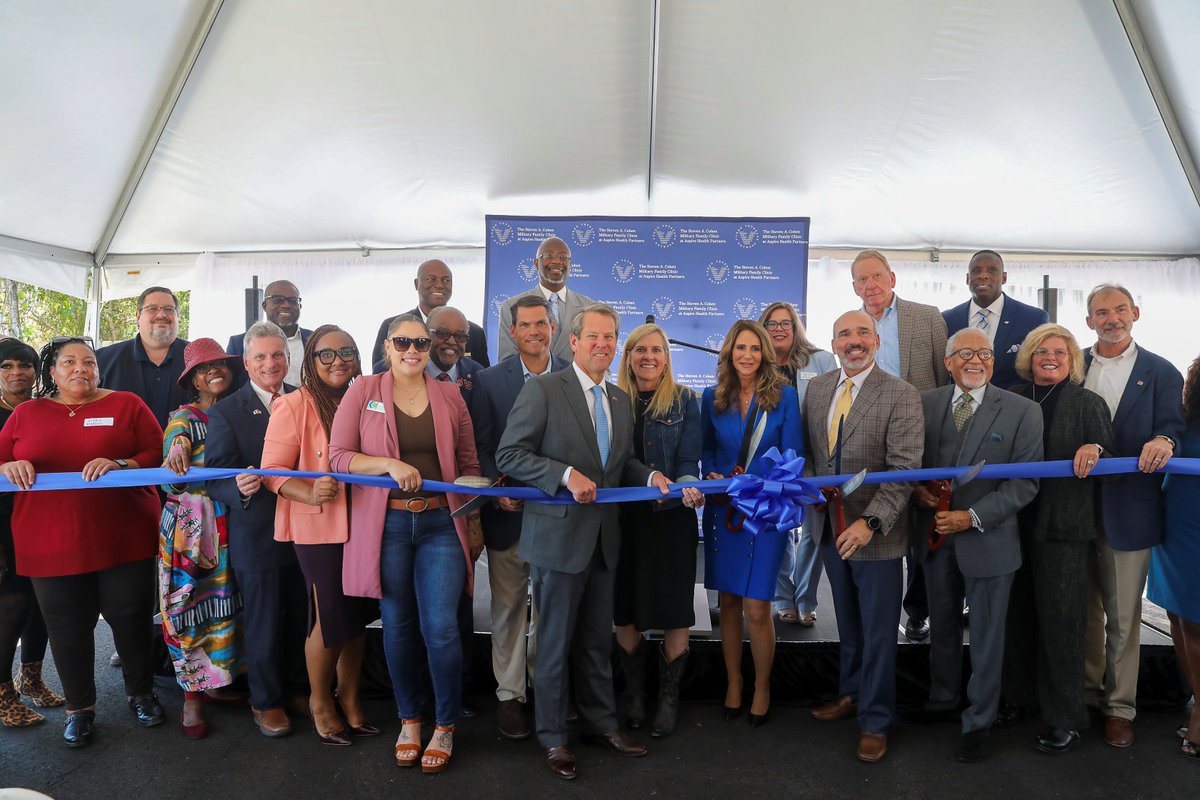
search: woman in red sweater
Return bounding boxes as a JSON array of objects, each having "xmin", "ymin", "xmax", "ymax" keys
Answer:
[{"xmin": 0, "ymin": 337, "xmax": 164, "ymax": 748}]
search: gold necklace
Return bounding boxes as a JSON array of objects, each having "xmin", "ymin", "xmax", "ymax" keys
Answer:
[
  {"xmin": 0, "ymin": 394, "xmax": 16, "ymax": 412},
  {"xmin": 394, "ymin": 384, "xmax": 425, "ymax": 406},
  {"xmin": 60, "ymin": 395, "xmax": 95, "ymax": 417}
]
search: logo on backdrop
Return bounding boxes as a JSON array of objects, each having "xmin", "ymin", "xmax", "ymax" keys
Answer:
[
  {"xmin": 517, "ymin": 259, "xmax": 538, "ymax": 282},
  {"xmin": 491, "ymin": 297, "xmax": 506, "ymax": 321},
  {"xmin": 490, "ymin": 221, "xmax": 514, "ymax": 246},
  {"xmin": 650, "ymin": 296, "xmax": 675, "ymax": 321},
  {"xmin": 652, "ymin": 224, "xmax": 676, "ymax": 249},
  {"xmin": 706, "ymin": 260, "xmax": 730, "ymax": 285},
  {"xmin": 612, "ymin": 259, "xmax": 636, "ymax": 283},
  {"xmin": 706, "ymin": 332, "xmax": 726, "ymax": 352},
  {"xmin": 571, "ymin": 223, "xmax": 596, "ymax": 248},
  {"xmin": 734, "ymin": 296, "xmax": 760, "ymax": 320},
  {"xmin": 735, "ymin": 224, "xmax": 759, "ymax": 249}
]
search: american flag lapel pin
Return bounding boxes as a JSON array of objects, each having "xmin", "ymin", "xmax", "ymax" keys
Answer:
[
  {"xmin": 1137, "ymin": 380, "xmax": 1145, "ymax": 386},
  {"xmin": 253, "ymin": 408, "xmax": 263, "ymax": 415}
]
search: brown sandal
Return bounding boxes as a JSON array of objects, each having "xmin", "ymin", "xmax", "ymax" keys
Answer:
[
  {"xmin": 421, "ymin": 724, "xmax": 455, "ymax": 774},
  {"xmin": 395, "ymin": 718, "xmax": 422, "ymax": 767}
]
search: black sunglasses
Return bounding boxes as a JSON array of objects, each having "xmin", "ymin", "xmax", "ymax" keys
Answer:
[
  {"xmin": 429, "ymin": 327, "xmax": 469, "ymax": 344},
  {"xmin": 313, "ymin": 346, "xmax": 359, "ymax": 365},
  {"xmin": 390, "ymin": 336, "xmax": 432, "ymax": 353},
  {"xmin": 51, "ymin": 335, "xmax": 95, "ymax": 347}
]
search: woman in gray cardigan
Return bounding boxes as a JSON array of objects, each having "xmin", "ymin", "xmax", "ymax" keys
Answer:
[{"xmin": 1003, "ymin": 323, "xmax": 1115, "ymax": 755}]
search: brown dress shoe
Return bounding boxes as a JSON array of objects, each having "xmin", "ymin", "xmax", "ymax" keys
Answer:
[
  {"xmin": 252, "ymin": 707, "xmax": 293, "ymax": 738},
  {"xmin": 1104, "ymin": 716, "xmax": 1134, "ymax": 748},
  {"xmin": 498, "ymin": 698, "xmax": 531, "ymax": 740},
  {"xmin": 857, "ymin": 731, "xmax": 888, "ymax": 763},
  {"xmin": 812, "ymin": 695, "xmax": 858, "ymax": 722},
  {"xmin": 582, "ymin": 729, "xmax": 648, "ymax": 757},
  {"xmin": 545, "ymin": 745, "xmax": 577, "ymax": 780}
]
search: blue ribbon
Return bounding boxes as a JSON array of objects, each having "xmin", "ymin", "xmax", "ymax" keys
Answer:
[
  {"xmin": 4, "ymin": 457, "xmax": 1199, "ymax": 507},
  {"xmin": 725, "ymin": 447, "xmax": 824, "ymax": 537}
]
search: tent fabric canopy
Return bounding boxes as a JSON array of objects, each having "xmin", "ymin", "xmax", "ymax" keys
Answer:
[{"xmin": 2, "ymin": 0, "xmax": 1199, "ymax": 299}]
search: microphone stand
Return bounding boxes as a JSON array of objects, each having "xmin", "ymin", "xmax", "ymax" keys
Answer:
[{"xmin": 645, "ymin": 314, "xmax": 721, "ymax": 355}]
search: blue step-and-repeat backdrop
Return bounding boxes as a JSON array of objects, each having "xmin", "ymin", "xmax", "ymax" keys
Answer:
[{"xmin": 484, "ymin": 215, "xmax": 810, "ymax": 390}]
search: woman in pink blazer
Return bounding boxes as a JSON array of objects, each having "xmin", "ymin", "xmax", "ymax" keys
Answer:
[
  {"xmin": 262, "ymin": 325, "xmax": 378, "ymax": 746},
  {"xmin": 329, "ymin": 314, "xmax": 482, "ymax": 774}
]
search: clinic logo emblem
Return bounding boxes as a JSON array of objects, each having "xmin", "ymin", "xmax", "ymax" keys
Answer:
[
  {"xmin": 651, "ymin": 297, "xmax": 674, "ymax": 321},
  {"xmin": 705, "ymin": 333, "xmax": 725, "ymax": 352},
  {"xmin": 571, "ymin": 223, "xmax": 595, "ymax": 248},
  {"xmin": 491, "ymin": 297, "xmax": 506, "ymax": 320},
  {"xmin": 652, "ymin": 224, "xmax": 676, "ymax": 249},
  {"xmin": 707, "ymin": 260, "xmax": 730, "ymax": 284},
  {"xmin": 735, "ymin": 224, "xmax": 758, "ymax": 249},
  {"xmin": 734, "ymin": 297, "xmax": 760, "ymax": 319},
  {"xmin": 490, "ymin": 221, "xmax": 514, "ymax": 246},
  {"xmin": 612, "ymin": 259, "xmax": 636, "ymax": 283},
  {"xmin": 518, "ymin": 259, "xmax": 538, "ymax": 282}
]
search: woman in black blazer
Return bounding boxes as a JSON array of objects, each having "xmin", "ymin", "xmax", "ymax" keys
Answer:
[{"xmin": 1003, "ymin": 323, "xmax": 1114, "ymax": 754}]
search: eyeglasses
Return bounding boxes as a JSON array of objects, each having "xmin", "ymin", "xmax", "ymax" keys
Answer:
[
  {"xmin": 537, "ymin": 253, "xmax": 571, "ymax": 264},
  {"xmin": 139, "ymin": 305, "xmax": 177, "ymax": 316},
  {"xmin": 51, "ymin": 335, "xmax": 95, "ymax": 346},
  {"xmin": 390, "ymin": 336, "xmax": 432, "ymax": 353},
  {"xmin": 763, "ymin": 320, "xmax": 794, "ymax": 332},
  {"xmin": 314, "ymin": 346, "xmax": 359, "ymax": 364},
  {"xmin": 429, "ymin": 328, "xmax": 469, "ymax": 343},
  {"xmin": 951, "ymin": 348, "xmax": 994, "ymax": 361},
  {"xmin": 1031, "ymin": 348, "xmax": 1070, "ymax": 358},
  {"xmin": 264, "ymin": 295, "xmax": 302, "ymax": 306}
]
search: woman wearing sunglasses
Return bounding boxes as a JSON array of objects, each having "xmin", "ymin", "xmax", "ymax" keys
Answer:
[
  {"xmin": 0, "ymin": 336, "xmax": 164, "ymax": 748},
  {"xmin": 262, "ymin": 325, "xmax": 379, "ymax": 746},
  {"xmin": 329, "ymin": 314, "xmax": 482, "ymax": 773}
]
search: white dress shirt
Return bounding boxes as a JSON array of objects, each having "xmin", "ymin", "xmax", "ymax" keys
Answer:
[
  {"xmin": 968, "ymin": 294, "xmax": 1005, "ymax": 346},
  {"xmin": 1084, "ymin": 341, "xmax": 1138, "ymax": 419}
]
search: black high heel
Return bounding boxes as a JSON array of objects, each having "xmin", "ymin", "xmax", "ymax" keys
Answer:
[
  {"xmin": 748, "ymin": 711, "xmax": 771, "ymax": 728},
  {"xmin": 722, "ymin": 705, "xmax": 743, "ymax": 721}
]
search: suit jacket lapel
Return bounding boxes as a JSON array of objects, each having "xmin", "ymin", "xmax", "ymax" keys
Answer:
[
  {"xmin": 1112, "ymin": 359, "xmax": 1153, "ymax": 431},
  {"xmin": 958, "ymin": 387, "xmax": 1001, "ymax": 466},
  {"xmin": 895, "ymin": 298, "xmax": 913, "ymax": 380},
  {"xmin": 504, "ymin": 357, "xmax": 525, "ymax": 404},
  {"xmin": 604, "ymin": 381, "xmax": 629, "ymax": 479},
  {"xmin": 240, "ymin": 384, "xmax": 271, "ymax": 436},
  {"xmin": 560, "ymin": 371, "xmax": 602, "ymax": 469},
  {"xmin": 994, "ymin": 297, "xmax": 1016, "ymax": 355},
  {"xmin": 808, "ymin": 376, "xmax": 836, "ymax": 461},
  {"xmin": 839, "ymin": 369, "xmax": 882, "ymax": 446}
]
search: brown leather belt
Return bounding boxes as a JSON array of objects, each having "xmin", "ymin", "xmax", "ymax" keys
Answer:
[{"xmin": 387, "ymin": 495, "xmax": 448, "ymax": 513}]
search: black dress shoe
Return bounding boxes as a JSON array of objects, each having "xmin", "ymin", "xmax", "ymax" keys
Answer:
[
  {"xmin": 128, "ymin": 693, "xmax": 165, "ymax": 727},
  {"xmin": 956, "ymin": 728, "xmax": 992, "ymax": 763},
  {"xmin": 903, "ymin": 617, "xmax": 930, "ymax": 641},
  {"xmin": 995, "ymin": 703, "xmax": 1031, "ymax": 729},
  {"xmin": 460, "ymin": 700, "xmax": 479, "ymax": 719},
  {"xmin": 1035, "ymin": 727, "xmax": 1080, "ymax": 754},
  {"xmin": 581, "ymin": 729, "xmax": 647, "ymax": 757},
  {"xmin": 64, "ymin": 711, "xmax": 96, "ymax": 748}
]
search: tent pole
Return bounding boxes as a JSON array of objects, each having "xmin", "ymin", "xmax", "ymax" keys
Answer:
[
  {"xmin": 92, "ymin": 0, "xmax": 226, "ymax": 268},
  {"xmin": 1113, "ymin": 0, "xmax": 1200, "ymax": 211},
  {"xmin": 86, "ymin": 263, "xmax": 103, "ymax": 342},
  {"xmin": 644, "ymin": 0, "xmax": 661, "ymax": 209}
]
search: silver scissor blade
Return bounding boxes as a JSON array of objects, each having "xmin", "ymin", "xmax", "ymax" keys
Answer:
[
  {"xmin": 951, "ymin": 460, "xmax": 986, "ymax": 490},
  {"xmin": 449, "ymin": 475, "xmax": 501, "ymax": 518},
  {"xmin": 839, "ymin": 469, "xmax": 868, "ymax": 497}
]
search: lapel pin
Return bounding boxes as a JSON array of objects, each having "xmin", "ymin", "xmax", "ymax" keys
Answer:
[
  {"xmin": 1137, "ymin": 380, "xmax": 1144, "ymax": 386},
  {"xmin": 252, "ymin": 409, "xmax": 263, "ymax": 416}
]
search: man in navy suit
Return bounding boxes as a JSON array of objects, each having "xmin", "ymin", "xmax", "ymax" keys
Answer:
[
  {"xmin": 97, "ymin": 286, "xmax": 190, "ymax": 428},
  {"xmin": 942, "ymin": 251, "xmax": 1049, "ymax": 390},
  {"xmin": 370, "ymin": 259, "xmax": 489, "ymax": 370},
  {"xmin": 225, "ymin": 280, "xmax": 313, "ymax": 389},
  {"xmin": 469, "ymin": 295, "xmax": 567, "ymax": 740},
  {"xmin": 206, "ymin": 321, "xmax": 308, "ymax": 738},
  {"xmin": 1081, "ymin": 284, "xmax": 1184, "ymax": 749}
]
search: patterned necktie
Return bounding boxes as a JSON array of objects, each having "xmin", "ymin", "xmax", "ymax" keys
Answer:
[
  {"xmin": 549, "ymin": 293, "xmax": 560, "ymax": 327},
  {"xmin": 974, "ymin": 308, "xmax": 991, "ymax": 332},
  {"xmin": 954, "ymin": 393, "xmax": 974, "ymax": 431},
  {"xmin": 437, "ymin": 372, "xmax": 451, "ymax": 382},
  {"xmin": 591, "ymin": 385, "xmax": 610, "ymax": 468},
  {"xmin": 827, "ymin": 378, "xmax": 854, "ymax": 454}
]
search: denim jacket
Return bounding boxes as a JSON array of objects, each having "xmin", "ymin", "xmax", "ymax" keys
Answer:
[{"xmin": 639, "ymin": 388, "xmax": 701, "ymax": 511}]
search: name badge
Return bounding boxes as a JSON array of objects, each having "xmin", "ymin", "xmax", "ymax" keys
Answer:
[
  {"xmin": 366, "ymin": 400, "xmax": 386, "ymax": 414},
  {"xmin": 84, "ymin": 417, "xmax": 114, "ymax": 427},
  {"xmin": 799, "ymin": 371, "xmax": 818, "ymax": 380}
]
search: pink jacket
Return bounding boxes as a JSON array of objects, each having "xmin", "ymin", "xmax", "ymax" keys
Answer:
[
  {"xmin": 328, "ymin": 372, "xmax": 480, "ymax": 598},
  {"xmin": 261, "ymin": 388, "xmax": 349, "ymax": 545}
]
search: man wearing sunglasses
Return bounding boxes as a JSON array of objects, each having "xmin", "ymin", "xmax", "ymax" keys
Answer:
[
  {"xmin": 97, "ymin": 286, "xmax": 191, "ymax": 428},
  {"xmin": 370, "ymin": 259, "xmax": 490, "ymax": 372},
  {"xmin": 225, "ymin": 280, "xmax": 313, "ymax": 389}
]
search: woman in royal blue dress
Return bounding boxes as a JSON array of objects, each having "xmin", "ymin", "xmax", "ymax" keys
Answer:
[{"xmin": 701, "ymin": 319, "xmax": 803, "ymax": 727}]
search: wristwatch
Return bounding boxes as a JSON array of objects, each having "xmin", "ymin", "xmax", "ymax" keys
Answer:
[
  {"xmin": 862, "ymin": 515, "xmax": 882, "ymax": 532},
  {"xmin": 114, "ymin": 459, "xmax": 129, "ymax": 469}
]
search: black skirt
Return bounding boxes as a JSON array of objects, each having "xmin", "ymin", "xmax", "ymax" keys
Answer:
[
  {"xmin": 613, "ymin": 501, "xmax": 698, "ymax": 631},
  {"xmin": 293, "ymin": 542, "xmax": 379, "ymax": 648}
]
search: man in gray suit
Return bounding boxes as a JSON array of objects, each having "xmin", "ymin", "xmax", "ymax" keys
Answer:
[
  {"xmin": 851, "ymin": 249, "xmax": 948, "ymax": 641},
  {"xmin": 496, "ymin": 303, "xmax": 671, "ymax": 781},
  {"xmin": 496, "ymin": 236, "xmax": 595, "ymax": 364},
  {"xmin": 910, "ymin": 328, "xmax": 1042, "ymax": 763},
  {"xmin": 805, "ymin": 310, "xmax": 924, "ymax": 763}
]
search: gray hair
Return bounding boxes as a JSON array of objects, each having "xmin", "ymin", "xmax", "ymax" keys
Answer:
[
  {"xmin": 243, "ymin": 321, "xmax": 289, "ymax": 359},
  {"xmin": 569, "ymin": 302, "xmax": 620, "ymax": 338},
  {"xmin": 1085, "ymin": 283, "xmax": 1136, "ymax": 316},
  {"xmin": 945, "ymin": 327, "xmax": 990, "ymax": 357}
]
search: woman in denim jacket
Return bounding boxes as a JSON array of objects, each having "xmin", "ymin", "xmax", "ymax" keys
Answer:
[{"xmin": 612, "ymin": 323, "xmax": 704, "ymax": 738}]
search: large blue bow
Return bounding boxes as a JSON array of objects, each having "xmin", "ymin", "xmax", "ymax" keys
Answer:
[{"xmin": 725, "ymin": 447, "xmax": 825, "ymax": 537}]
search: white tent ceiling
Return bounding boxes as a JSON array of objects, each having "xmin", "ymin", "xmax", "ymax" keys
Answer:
[{"xmin": 2, "ymin": 0, "xmax": 1199, "ymax": 298}]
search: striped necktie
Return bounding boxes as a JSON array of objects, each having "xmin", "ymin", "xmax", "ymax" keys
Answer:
[{"xmin": 974, "ymin": 308, "xmax": 991, "ymax": 332}]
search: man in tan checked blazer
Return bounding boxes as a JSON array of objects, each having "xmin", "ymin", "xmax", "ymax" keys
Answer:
[{"xmin": 803, "ymin": 310, "xmax": 924, "ymax": 764}]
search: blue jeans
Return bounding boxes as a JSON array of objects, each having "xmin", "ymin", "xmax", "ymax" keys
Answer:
[{"xmin": 379, "ymin": 508, "xmax": 466, "ymax": 726}]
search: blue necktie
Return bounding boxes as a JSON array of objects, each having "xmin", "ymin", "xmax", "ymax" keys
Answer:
[
  {"xmin": 591, "ymin": 385, "xmax": 610, "ymax": 468},
  {"xmin": 974, "ymin": 308, "xmax": 990, "ymax": 332},
  {"xmin": 549, "ymin": 293, "xmax": 560, "ymax": 327}
]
